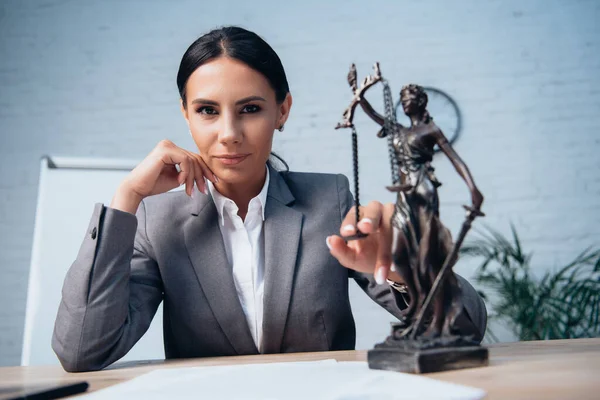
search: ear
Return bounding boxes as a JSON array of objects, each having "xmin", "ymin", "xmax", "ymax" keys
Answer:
[
  {"xmin": 277, "ymin": 92, "xmax": 293, "ymax": 128},
  {"xmin": 180, "ymin": 98, "xmax": 190, "ymax": 125}
]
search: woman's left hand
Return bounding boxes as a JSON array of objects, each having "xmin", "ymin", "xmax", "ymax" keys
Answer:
[{"xmin": 327, "ymin": 201, "xmax": 403, "ymax": 285}]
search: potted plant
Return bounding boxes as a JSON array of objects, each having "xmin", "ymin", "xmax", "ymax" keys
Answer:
[{"xmin": 460, "ymin": 225, "xmax": 600, "ymax": 341}]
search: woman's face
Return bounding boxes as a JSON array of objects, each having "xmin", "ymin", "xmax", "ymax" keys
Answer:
[
  {"xmin": 181, "ymin": 56, "xmax": 291, "ymax": 184},
  {"xmin": 400, "ymin": 91, "xmax": 419, "ymax": 116}
]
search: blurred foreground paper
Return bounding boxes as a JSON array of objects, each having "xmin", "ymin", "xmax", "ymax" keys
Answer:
[{"xmin": 76, "ymin": 360, "xmax": 485, "ymax": 400}]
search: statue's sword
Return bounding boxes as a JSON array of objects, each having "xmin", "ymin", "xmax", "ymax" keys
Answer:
[{"xmin": 406, "ymin": 204, "xmax": 485, "ymax": 340}]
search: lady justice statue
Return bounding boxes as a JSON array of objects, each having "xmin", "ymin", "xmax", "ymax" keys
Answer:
[{"xmin": 336, "ymin": 63, "xmax": 487, "ymax": 373}]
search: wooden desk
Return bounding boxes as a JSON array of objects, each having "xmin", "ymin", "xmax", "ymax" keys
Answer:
[{"xmin": 1, "ymin": 338, "xmax": 598, "ymax": 399}]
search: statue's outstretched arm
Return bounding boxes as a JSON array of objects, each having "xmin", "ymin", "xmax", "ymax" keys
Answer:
[
  {"xmin": 435, "ymin": 130, "xmax": 484, "ymax": 211},
  {"xmin": 359, "ymin": 98, "xmax": 385, "ymax": 127}
]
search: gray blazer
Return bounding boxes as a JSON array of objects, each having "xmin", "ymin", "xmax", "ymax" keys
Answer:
[{"xmin": 52, "ymin": 166, "xmax": 487, "ymax": 372}]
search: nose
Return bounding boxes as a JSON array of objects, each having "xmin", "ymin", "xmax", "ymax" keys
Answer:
[{"xmin": 218, "ymin": 111, "xmax": 243, "ymax": 145}]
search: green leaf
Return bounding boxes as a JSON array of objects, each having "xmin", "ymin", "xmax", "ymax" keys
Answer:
[{"xmin": 464, "ymin": 222, "xmax": 600, "ymax": 341}]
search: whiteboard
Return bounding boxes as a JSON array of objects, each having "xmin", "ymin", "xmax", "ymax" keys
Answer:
[
  {"xmin": 22, "ymin": 156, "xmax": 396, "ymax": 366},
  {"xmin": 22, "ymin": 156, "xmax": 165, "ymax": 366}
]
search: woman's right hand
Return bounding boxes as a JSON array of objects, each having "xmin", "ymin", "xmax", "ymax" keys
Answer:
[{"xmin": 110, "ymin": 140, "xmax": 217, "ymax": 214}]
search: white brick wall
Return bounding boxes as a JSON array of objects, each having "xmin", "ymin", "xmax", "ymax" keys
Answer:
[{"xmin": 1, "ymin": 0, "xmax": 599, "ymax": 365}]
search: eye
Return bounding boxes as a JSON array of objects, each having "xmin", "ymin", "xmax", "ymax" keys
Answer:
[
  {"xmin": 196, "ymin": 106, "xmax": 218, "ymax": 115},
  {"xmin": 241, "ymin": 104, "xmax": 261, "ymax": 113}
]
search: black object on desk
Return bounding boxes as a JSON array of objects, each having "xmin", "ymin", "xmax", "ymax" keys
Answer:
[{"xmin": 0, "ymin": 381, "xmax": 89, "ymax": 400}]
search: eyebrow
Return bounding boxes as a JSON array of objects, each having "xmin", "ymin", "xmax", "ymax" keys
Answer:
[{"xmin": 191, "ymin": 96, "xmax": 267, "ymax": 106}]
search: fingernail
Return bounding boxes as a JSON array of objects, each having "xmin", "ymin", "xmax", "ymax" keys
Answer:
[
  {"xmin": 191, "ymin": 187, "xmax": 195, "ymax": 199},
  {"xmin": 390, "ymin": 264, "xmax": 396, "ymax": 272},
  {"xmin": 375, "ymin": 267, "xmax": 386, "ymax": 285},
  {"xmin": 342, "ymin": 224, "xmax": 355, "ymax": 233},
  {"xmin": 214, "ymin": 175, "xmax": 219, "ymax": 183},
  {"xmin": 325, "ymin": 236, "xmax": 332, "ymax": 250},
  {"xmin": 202, "ymin": 185, "xmax": 209, "ymax": 195},
  {"xmin": 359, "ymin": 218, "xmax": 373, "ymax": 226}
]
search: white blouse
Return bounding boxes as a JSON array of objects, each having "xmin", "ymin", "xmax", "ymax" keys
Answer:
[{"xmin": 206, "ymin": 167, "xmax": 270, "ymax": 352}]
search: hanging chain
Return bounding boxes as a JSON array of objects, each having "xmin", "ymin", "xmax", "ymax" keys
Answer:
[
  {"xmin": 351, "ymin": 125, "xmax": 361, "ymax": 225},
  {"xmin": 382, "ymin": 80, "xmax": 400, "ymax": 184}
]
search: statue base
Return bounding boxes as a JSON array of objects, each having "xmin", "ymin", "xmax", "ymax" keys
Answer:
[{"xmin": 367, "ymin": 330, "xmax": 489, "ymax": 374}]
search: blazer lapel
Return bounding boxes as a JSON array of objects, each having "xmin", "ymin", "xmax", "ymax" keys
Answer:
[
  {"xmin": 261, "ymin": 167, "xmax": 304, "ymax": 354},
  {"xmin": 183, "ymin": 192, "xmax": 259, "ymax": 355}
]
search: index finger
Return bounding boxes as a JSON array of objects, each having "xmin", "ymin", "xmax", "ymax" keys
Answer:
[
  {"xmin": 184, "ymin": 150, "xmax": 218, "ymax": 184},
  {"xmin": 340, "ymin": 201, "xmax": 384, "ymax": 236}
]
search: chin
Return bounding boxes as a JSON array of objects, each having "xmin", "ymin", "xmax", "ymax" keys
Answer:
[
  {"xmin": 214, "ymin": 167, "xmax": 244, "ymax": 181},
  {"xmin": 215, "ymin": 166, "xmax": 260, "ymax": 184}
]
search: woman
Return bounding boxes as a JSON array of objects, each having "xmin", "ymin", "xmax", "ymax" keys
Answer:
[
  {"xmin": 359, "ymin": 84, "xmax": 484, "ymax": 338},
  {"xmin": 52, "ymin": 27, "xmax": 486, "ymax": 372}
]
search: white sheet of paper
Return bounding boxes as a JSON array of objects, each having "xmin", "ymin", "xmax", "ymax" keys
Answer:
[{"xmin": 76, "ymin": 360, "xmax": 486, "ymax": 400}]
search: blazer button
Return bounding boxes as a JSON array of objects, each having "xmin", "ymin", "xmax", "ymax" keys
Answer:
[{"xmin": 91, "ymin": 227, "xmax": 97, "ymax": 239}]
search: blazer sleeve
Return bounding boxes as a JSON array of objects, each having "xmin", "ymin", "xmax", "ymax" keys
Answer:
[
  {"xmin": 51, "ymin": 200, "xmax": 163, "ymax": 372},
  {"xmin": 335, "ymin": 174, "xmax": 487, "ymax": 343}
]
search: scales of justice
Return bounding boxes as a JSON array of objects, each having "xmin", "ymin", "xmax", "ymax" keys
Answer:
[{"xmin": 335, "ymin": 62, "xmax": 488, "ymax": 374}]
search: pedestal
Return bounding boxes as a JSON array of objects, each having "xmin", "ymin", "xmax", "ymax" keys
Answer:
[{"xmin": 368, "ymin": 343, "xmax": 488, "ymax": 374}]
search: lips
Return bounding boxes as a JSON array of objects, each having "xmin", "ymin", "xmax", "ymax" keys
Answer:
[{"xmin": 214, "ymin": 154, "xmax": 250, "ymax": 166}]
